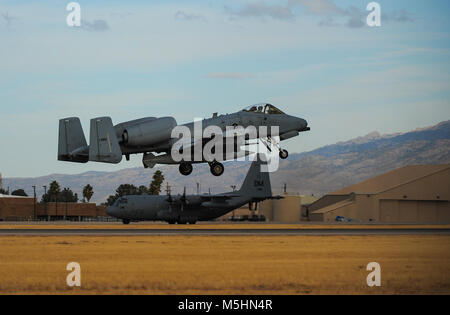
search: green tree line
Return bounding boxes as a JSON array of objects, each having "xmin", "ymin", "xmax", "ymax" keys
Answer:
[
  {"xmin": 1, "ymin": 170, "xmax": 164, "ymax": 206},
  {"xmin": 105, "ymin": 170, "xmax": 165, "ymax": 206}
]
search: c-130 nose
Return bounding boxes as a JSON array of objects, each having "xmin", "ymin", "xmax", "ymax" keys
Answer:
[{"xmin": 106, "ymin": 205, "xmax": 118, "ymax": 217}]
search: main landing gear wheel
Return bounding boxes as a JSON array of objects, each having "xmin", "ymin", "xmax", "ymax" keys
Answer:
[
  {"xmin": 210, "ymin": 162, "xmax": 224, "ymax": 176},
  {"xmin": 279, "ymin": 149, "xmax": 289, "ymax": 159},
  {"xmin": 122, "ymin": 219, "xmax": 130, "ymax": 225},
  {"xmin": 179, "ymin": 162, "xmax": 193, "ymax": 176}
]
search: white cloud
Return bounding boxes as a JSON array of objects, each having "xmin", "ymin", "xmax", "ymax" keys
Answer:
[
  {"xmin": 225, "ymin": 1, "xmax": 294, "ymax": 20},
  {"xmin": 288, "ymin": 0, "xmax": 342, "ymax": 15},
  {"xmin": 79, "ymin": 19, "xmax": 110, "ymax": 32},
  {"xmin": 289, "ymin": 0, "xmax": 413, "ymax": 28},
  {"xmin": 174, "ymin": 10, "xmax": 207, "ymax": 22}
]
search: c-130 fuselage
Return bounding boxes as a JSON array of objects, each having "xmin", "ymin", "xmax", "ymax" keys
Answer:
[{"xmin": 106, "ymin": 157, "xmax": 278, "ymax": 224}]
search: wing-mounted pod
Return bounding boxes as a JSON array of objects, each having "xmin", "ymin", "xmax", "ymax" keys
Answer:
[{"xmin": 89, "ymin": 117, "xmax": 122, "ymax": 164}]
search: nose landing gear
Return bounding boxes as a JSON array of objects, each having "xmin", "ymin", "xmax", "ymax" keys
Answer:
[
  {"xmin": 261, "ymin": 137, "xmax": 289, "ymax": 159},
  {"xmin": 279, "ymin": 149, "xmax": 289, "ymax": 159}
]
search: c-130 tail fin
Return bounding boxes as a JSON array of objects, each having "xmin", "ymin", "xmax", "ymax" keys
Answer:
[{"xmin": 238, "ymin": 154, "xmax": 272, "ymax": 201}]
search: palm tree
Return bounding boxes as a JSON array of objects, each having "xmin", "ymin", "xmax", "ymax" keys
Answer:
[
  {"xmin": 82, "ymin": 184, "xmax": 94, "ymax": 203},
  {"xmin": 149, "ymin": 170, "xmax": 164, "ymax": 195}
]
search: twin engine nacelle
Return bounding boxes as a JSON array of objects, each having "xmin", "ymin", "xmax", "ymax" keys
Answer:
[{"xmin": 119, "ymin": 117, "xmax": 177, "ymax": 147}]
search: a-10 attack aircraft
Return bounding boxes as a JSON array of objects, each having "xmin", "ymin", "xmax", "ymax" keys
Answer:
[
  {"xmin": 58, "ymin": 103, "xmax": 309, "ymax": 176},
  {"xmin": 106, "ymin": 156, "xmax": 279, "ymax": 224}
]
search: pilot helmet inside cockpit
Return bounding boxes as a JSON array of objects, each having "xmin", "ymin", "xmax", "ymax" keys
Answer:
[{"xmin": 242, "ymin": 103, "xmax": 285, "ymax": 115}]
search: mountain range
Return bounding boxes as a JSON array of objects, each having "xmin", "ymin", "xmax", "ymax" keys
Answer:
[{"xmin": 3, "ymin": 120, "xmax": 450, "ymax": 204}]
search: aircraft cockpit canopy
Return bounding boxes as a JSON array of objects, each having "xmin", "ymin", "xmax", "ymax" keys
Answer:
[
  {"xmin": 117, "ymin": 197, "xmax": 128, "ymax": 205},
  {"xmin": 241, "ymin": 103, "xmax": 285, "ymax": 115}
]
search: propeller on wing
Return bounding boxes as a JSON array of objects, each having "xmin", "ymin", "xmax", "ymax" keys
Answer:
[{"xmin": 166, "ymin": 187, "xmax": 189, "ymax": 211}]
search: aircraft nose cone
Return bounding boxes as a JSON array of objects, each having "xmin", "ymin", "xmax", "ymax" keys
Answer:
[
  {"xmin": 301, "ymin": 118, "xmax": 308, "ymax": 130},
  {"xmin": 106, "ymin": 206, "xmax": 117, "ymax": 217},
  {"xmin": 295, "ymin": 118, "xmax": 307, "ymax": 131}
]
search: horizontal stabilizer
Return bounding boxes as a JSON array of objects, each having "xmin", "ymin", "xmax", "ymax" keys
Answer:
[
  {"xmin": 89, "ymin": 117, "xmax": 122, "ymax": 164},
  {"xmin": 58, "ymin": 117, "xmax": 88, "ymax": 163}
]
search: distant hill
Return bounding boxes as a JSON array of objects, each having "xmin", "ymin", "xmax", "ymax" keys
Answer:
[
  {"xmin": 275, "ymin": 120, "xmax": 450, "ymax": 195},
  {"xmin": 3, "ymin": 120, "xmax": 450, "ymax": 204}
]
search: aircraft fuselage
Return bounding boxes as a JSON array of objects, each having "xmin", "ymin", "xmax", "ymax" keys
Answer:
[{"xmin": 106, "ymin": 194, "xmax": 250, "ymax": 223}]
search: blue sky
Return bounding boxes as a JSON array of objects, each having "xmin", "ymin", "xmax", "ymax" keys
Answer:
[{"xmin": 0, "ymin": 0, "xmax": 449, "ymax": 177}]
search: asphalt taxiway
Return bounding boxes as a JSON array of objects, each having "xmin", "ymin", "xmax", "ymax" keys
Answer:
[{"xmin": 0, "ymin": 228, "xmax": 449, "ymax": 236}]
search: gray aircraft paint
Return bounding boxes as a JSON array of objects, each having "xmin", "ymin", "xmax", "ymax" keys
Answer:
[
  {"xmin": 106, "ymin": 157, "xmax": 273, "ymax": 224},
  {"xmin": 57, "ymin": 103, "xmax": 310, "ymax": 176}
]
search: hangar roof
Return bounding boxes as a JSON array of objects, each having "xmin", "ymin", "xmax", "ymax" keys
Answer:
[
  {"xmin": 312, "ymin": 199, "xmax": 354, "ymax": 214},
  {"xmin": 332, "ymin": 164, "xmax": 450, "ymax": 195}
]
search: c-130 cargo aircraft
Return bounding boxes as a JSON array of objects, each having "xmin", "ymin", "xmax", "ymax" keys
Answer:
[
  {"xmin": 106, "ymin": 155, "xmax": 280, "ymax": 224},
  {"xmin": 58, "ymin": 103, "xmax": 309, "ymax": 176}
]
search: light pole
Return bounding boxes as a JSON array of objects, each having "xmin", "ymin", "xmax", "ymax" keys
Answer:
[
  {"xmin": 43, "ymin": 185, "xmax": 48, "ymax": 221},
  {"xmin": 52, "ymin": 193, "xmax": 58, "ymax": 221},
  {"xmin": 231, "ymin": 186, "xmax": 236, "ymax": 219},
  {"xmin": 32, "ymin": 186, "xmax": 36, "ymax": 221}
]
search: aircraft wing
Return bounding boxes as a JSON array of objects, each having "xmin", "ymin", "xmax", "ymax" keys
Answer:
[
  {"xmin": 267, "ymin": 195, "xmax": 284, "ymax": 200},
  {"xmin": 175, "ymin": 136, "xmax": 253, "ymax": 162},
  {"xmin": 199, "ymin": 194, "xmax": 236, "ymax": 203},
  {"xmin": 201, "ymin": 195, "xmax": 235, "ymax": 200}
]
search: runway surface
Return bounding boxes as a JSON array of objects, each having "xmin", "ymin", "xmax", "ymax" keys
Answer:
[{"xmin": 0, "ymin": 228, "xmax": 449, "ymax": 236}]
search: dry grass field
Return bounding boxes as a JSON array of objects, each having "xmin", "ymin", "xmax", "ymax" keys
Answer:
[{"xmin": 0, "ymin": 234, "xmax": 449, "ymax": 294}]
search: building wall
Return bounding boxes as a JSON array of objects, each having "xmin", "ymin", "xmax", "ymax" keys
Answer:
[
  {"xmin": 316, "ymin": 202, "xmax": 356, "ymax": 222},
  {"xmin": 273, "ymin": 195, "xmax": 301, "ymax": 222},
  {"xmin": 307, "ymin": 195, "xmax": 350, "ymax": 213},
  {"xmin": 218, "ymin": 195, "xmax": 302, "ymax": 222},
  {"xmin": 258, "ymin": 199, "xmax": 273, "ymax": 221},
  {"xmin": 375, "ymin": 168, "xmax": 450, "ymax": 223},
  {"xmin": 0, "ymin": 197, "xmax": 35, "ymax": 221},
  {"xmin": 353, "ymin": 194, "xmax": 378, "ymax": 221},
  {"xmin": 218, "ymin": 205, "xmax": 253, "ymax": 220},
  {"xmin": 0, "ymin": 198, "xmax": 107, "ymax": 221},
  {"xmin": 36, "ymin": 203, "xmax": 107, "ymax": 217},
  {"xmin": 309, "ymin": 167, "xmax": 450, "ymax": 223},
  {"xmin": 379, "ymin": 199, "xmax": 450, "ymax": 223},
  {"xmin": 309, "ymin": 211, "xmax": 323, "ymax": 221},
  {"xmin": 314, "ymin": 198, "xmax": 450, "ymax": 223},
  {"xmin": 379, "ymin": 168, "xmax": 450, "ymax": 201}
]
